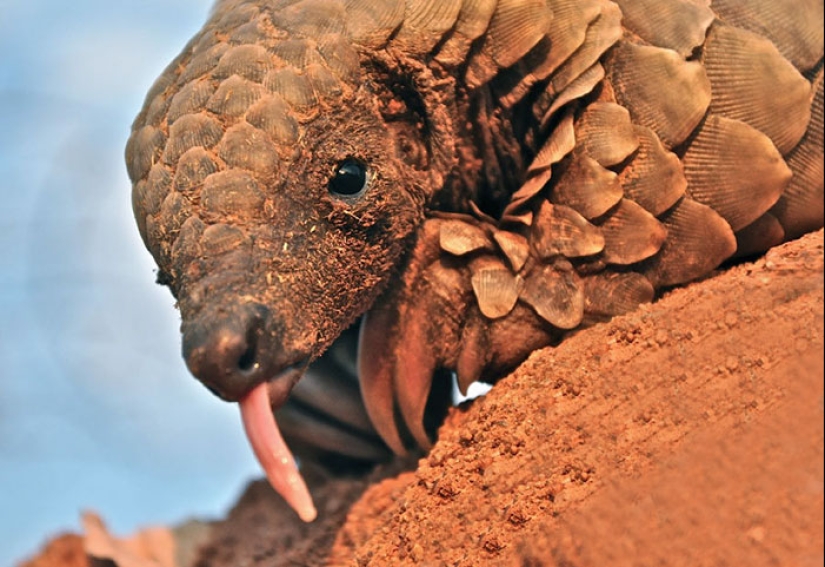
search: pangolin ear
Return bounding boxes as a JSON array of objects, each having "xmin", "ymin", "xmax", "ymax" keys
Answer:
[
  {"xmin": 364, "ymin": 59, "xmax": 432, "ymax": 172},
  {"xmin": 364, "ymin": 51, "xmax": 457, "ymax": 188}
]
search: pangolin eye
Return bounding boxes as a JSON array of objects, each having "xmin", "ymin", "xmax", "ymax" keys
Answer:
[{"xmin": 329, "ymin": 158, "xmax": 368, "ymax": 197}]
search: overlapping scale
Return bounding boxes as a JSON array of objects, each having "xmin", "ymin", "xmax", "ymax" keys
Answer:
[
  {"xmin": 597, "ymin": 198, "xmax": 667, "ymax": 265},
  {"xmin": 504, "ymin": 111, "xmax": 576, "ymax": 217},
  {"xmin": 391, "ymin": 0, "xmax": 464, "ymax": 54},
  {"xmin": 501, "ymin": 209, "xmax": 533, "ymax": 227},
  {"xmin": 151, "ymin": 192, "xmax": 194, "ymax": 266},
  {"xmin": 711, "ymin": 0, "xmax": 824, "ymax": 72},
  {"xmin": 618, "ymin": 126, "xmax": 686, "ymax": 217},
  {"xmin": 126, "ymin": 125, "xmax": 167, "ymax": 182},
  {"xmin": 498, "ymin": 0, "xmax": 612, "ymax": 109},
  {"xmin": 217, "ymin": 123, "xmax": 280, "ymax": 182},
  {"xmin": 528, "ymin": 111, "xmax": 578, "ymax": 173},
  {"xmin": 167, "ymin": 80, "xmax": 216, "ymax": 124},
  {"xmin": 574, "ymin": 102, "xmax": 639, "ymax": 167},
  {"xmin": 317, "ymin": 35, "xmax": 362, "ymax": 84},
  {"xmin": 305, "ymin": 63, "xmax": 345, "ymax": 101},
  {"xmin": 161, "ymin": 114, "xmax": 223, "ymax": 165},
  {"xmin": 169, "ymin": 217, "xmax": 205, "ymax": 272},
  {"xmin": 683, "ymin": 114, "xmax": 791, "ymax": 231},
  {"xmin": 531, "ymin": 201, "xmax": 606, "ymax": 259},
  {"xmin": 264, "ymin": 67, "xmax": 319, "ymax": 112},
  {"xmin": 549, "ymin": 2, "xmax": 623, "ymax": 95},
  {"xmin": 200, "ymin": 223, "xmax": 249, "ymax": 257},
  {"xmin": 173, "ymin": 147, "xmax": 219, "ymax": 197},
  {"xmin": 493, "ymin": 230, "xmax": 530, "ymax": 272},
  {"xmin": 228, "ymin": 19, "xmax": 269, "ymax": 47},
  {"xmin": 200, "ymin": 170, "xmax": 266, "ymax": 223},
  {"xmin": 465, "ymin": 0, "xmax": 553, "ymax": 87},
  {"xmin": 434, "ymin": 0, "xmax": 498, "ymax": 66},
  {"xmin": 269, "ymin": 39, "xmax": 323, "ymax": 71},
  {"xmin": 608, "ymin": 41, "xmax": 711, "ymax": 149},
  {"xmin": 439, "ymin": 219, "xmax": 493, "ymax": 256},
  {"xmin": 211, "ymin": 1, "xmax": 262, "ymax": 34},
  {"xmin": 493, "ymin": 42, "xmax": 555, "ymax": 110},
  {"xmin": 501, "ymin": 0, "xmax": 609, "ymax": 106},
  {"xmin": 470, "ymin": 257, "xmax": 521, "ymax": 319},
  {"xmin": 269, "ymin": 0, "xmax": 348, "ymax": 39},
  {"xmin": 141, "ymin": 165, "xmax": 173, "ymax": 218},
  {"xmin": 207, "ymin": 75, "xmax": 266, "ymax": 118},
  {"xmin": 454, "ymin": 0, "xmax": 499, "ymax": 38},
  {"xmin": 614, "ymin": 0, "xmax": 714, "ymax": 56},
  {"xmin": 142, "ymin": 88, "xmax": 175, "ymax": 130},
  {"xmin": 484, "ymin": 0, "xmax": 553, "ymax": 69},
  {"xmin": 520, "ymin": 263, "xmax": 585, "ymax": 329},
  {"xmin": 771, "ymin": 70, "xmax": 824, "ymax": 239},
  {"xmin": 542, "ymin": 63, "xmax": 605, "ymax": 124},
  {"xmin": 702, "ymin": 22, "xmax": 812, "ymax": 154},
  {"xmin": 178, "ymin": 43, "xmax": 230, "ymax": 86},
  {"xmin": 550, "ymin": 154, "xmax": 623, "ymax": 220},
  {"xmin": 640, "ymin": 197, "xmax": 736, "ymax": 287},
  {"xmin": 583, "ymin": 272, "xmax": 655, "ymax": 321},
  {"xmin": 246, "ymin": 95, "xmax": 301, "ymax": 147},
  {"xmin": 539, "ymin": 0, "xmax": 603, "ymax": 78},
  {"xmin": 343, "ymin": 0, "xmax": 405, "ymax": 47},
  {"xmin": 212, "ymin": 44, "xmax": 275, "ymax": 82}
]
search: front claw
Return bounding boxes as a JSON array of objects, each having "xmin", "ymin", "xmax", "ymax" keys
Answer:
[
  {"xmin": 358, "ymin": 303, "xmax": 412, "ymax": 455},
  {"xmin": 275, "ymin": 324, "xmax": 393, "ymax": 469},
  {"xmin": 359, "ymin": 219, "xmax": 469, "ymax": 453},
  {"xmin": 358, "ymin": 217, "xmax": 561, "ymax": 454},
  {"xmin": 359, "ymin": 298, "xmax": 437, "ymax": 454}
]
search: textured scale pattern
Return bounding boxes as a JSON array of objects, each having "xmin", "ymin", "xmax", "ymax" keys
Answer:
[{"xmin": 128, "ymin": 0, "xmax": 824, "ymax": 515}]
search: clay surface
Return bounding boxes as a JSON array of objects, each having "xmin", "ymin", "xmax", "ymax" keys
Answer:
[{"xmin": 22, "ymin": 230, "xmax": 824, "ymax": 566}]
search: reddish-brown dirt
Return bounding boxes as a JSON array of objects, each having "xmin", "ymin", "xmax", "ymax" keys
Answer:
[
  {"xmin": 18, "ymin": 535, "xmax": 87, "ymax": 567},
  {"xmin": 22, "ymin": 230, "xmax": 824, "ymax": 566}
]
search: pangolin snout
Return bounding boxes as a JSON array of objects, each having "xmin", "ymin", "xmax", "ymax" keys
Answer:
[{"xmin": 181, "ymin": 302, "xmax": 305, "ymax": 403}]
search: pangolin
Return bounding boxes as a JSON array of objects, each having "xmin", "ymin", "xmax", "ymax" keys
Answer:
[{"xmin": 127, "ymin": 0, "xmax": 825, "ymax": 521}]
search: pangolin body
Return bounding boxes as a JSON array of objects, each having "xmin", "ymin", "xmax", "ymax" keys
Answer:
[{"xmin": 127, "ymin": 0, "xmax": 825, "ymax": 519}]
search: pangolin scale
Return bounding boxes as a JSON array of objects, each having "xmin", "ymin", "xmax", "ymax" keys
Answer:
[{"xmin": 127, "ymin": 0, "xmax": 825, "ymax": 519}]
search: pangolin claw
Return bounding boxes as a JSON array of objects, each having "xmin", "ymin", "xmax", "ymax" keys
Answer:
[{"xmin": 358, "ymin": 306, "xmax": 410, "ymax": 455}]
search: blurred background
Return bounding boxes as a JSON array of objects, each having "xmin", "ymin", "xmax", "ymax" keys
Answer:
[{"xmin": 0, "ymin": 2, "xmax": 263, "ymax": 564}]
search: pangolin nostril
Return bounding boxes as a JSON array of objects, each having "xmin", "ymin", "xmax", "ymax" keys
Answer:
[
  {"xmin": 182, "ymin": 302, "xmax": 275, "ymax": 401},
  {"xmin": 237, "ymin": 338, "xmax": 258, "ymax": 373}
]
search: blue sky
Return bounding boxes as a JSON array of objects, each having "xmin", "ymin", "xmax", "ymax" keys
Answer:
[{"xmin": 0, "ymin": 2, "xmax": 264, "ymax": 564}]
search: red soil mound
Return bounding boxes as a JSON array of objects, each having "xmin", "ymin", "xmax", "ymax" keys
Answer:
[{"xmin": 23, "ymin": 230, "xmax": 824, "ymax": 566}]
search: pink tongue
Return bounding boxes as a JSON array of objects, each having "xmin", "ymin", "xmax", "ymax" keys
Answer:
[{"xmin": 239, "ymin": 383, "xmax": 317, "ymax": 522}]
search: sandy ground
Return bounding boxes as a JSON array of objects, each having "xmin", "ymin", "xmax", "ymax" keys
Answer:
[{"xmin": 21, "ymin": 230, "xmax": 824, "ymax": 566}]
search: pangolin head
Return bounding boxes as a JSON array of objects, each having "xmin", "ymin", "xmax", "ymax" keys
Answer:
[{"xmin": 126, "ymin": 4, "xmax": 437, "ymax": 407}]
